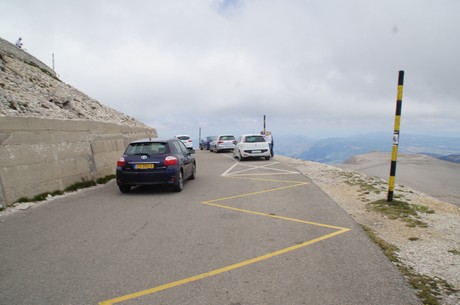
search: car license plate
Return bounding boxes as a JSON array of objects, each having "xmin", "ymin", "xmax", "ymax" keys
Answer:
[
  {"xmin": 135, "ymin": 163, "xmax": 155, "ymax": 169},
  {"xmin": 252, "ymin": 150, "xmax": 261, "ymax": 153}
]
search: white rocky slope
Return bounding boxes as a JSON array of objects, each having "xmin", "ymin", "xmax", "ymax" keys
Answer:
[{"xmin": 0, "ymin": 37, "xmax": 147, "ymax": 127}]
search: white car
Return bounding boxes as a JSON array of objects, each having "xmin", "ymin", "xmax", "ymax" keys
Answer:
[
  {"xmin": 233, "ymin": 134, "xmax": 271, "ymax": 161},
  {"xmin": 175, "ymin": 135, "xmax": 193, "ymax": 150},
  {"xmin": 210, "ymin": 134, "xmax": 236, "ymax": 152}
]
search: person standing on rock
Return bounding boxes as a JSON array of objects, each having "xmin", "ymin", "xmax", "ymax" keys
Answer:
[{"xmin": 15, "ymin": 37, "xmax": 23, "ymax": 48}]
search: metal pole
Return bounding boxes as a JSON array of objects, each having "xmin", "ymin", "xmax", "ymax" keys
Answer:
[
  {"xmin": 52, "ymin": 53, "xmax": 55, "ymax": 70},
  {"xmin": 387, "ymin": 70, "xmax": 405, "ymax": 203},
  {"xmin": 263, "ymin": 115, "xmax": 266, "ymax": 134}
]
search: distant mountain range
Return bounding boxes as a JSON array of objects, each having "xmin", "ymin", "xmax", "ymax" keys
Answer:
[
  {"xmin": 440, "ymin": 154, "xmax": 460, "ymax": 163},
  {"xmin": 276, "ymin": 133, "xmax": 460, "ymax": 164}
]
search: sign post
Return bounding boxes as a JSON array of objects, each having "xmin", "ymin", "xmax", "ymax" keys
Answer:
[
  {"xmin": 263, "ymin": 115, "xmax": 266, "ymax": 134},
  {"xmin": 387, "ymin": 71, "xmax": 405, "ymax": 203}
]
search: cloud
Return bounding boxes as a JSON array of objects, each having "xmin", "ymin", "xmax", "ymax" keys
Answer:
[{"xmin": 1, "ymin": 0, "xmax": 459, "ymax": 139}]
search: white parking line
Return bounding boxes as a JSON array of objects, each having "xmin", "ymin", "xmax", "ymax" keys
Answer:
[
  {"xmin": 221, "ymin": 155, "xmax": 300, "ymax": 177},
  {"xmin": 222, "ymin": 162, "xmax": 239, "ymax": 176}
]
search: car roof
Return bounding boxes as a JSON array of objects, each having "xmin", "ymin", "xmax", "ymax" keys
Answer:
[
  {"xmin": 241, "ymin": 134, "xmax": 265, "ymax": 137},
  {"xmin": 129, "ymin": 138, "xmax": 175, "ymax": 144}
]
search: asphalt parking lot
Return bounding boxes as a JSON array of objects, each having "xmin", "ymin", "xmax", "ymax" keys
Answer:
[{"xmin": 0, "ymin": 151, "xmax": 421, "ymax": 305}]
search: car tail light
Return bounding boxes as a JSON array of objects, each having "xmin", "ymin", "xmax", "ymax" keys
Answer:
[
  {"xmin": 218, "ymin": 140, "xmax": 224, "ymax": 144},
  {"xmin": 188, "ymin": 139, "xmax": 192, "ymax": 142},
  {"xmin": 233, "ymin": 140, "xmax": 237, "ymax": 144},
  {"xmin": 117, "ymin": 157, "xmax": 125, "ymax": 167},
  {"xmin": 164, "ymin": 156, "xmax": 178, "ymax": 166}
]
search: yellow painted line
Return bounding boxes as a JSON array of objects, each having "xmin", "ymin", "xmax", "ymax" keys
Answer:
[
  {"xmin": 99, "ymin": 227, "xmax": 350, "ymax": 305},
  {"xmin": 202, "ymin": 176, "xmax": 345, "ymax": 231},
  {"xmin": 201, "ymin": 182, "xmax": 308, "ymax": 204},
  {"xmin": 225, "ymin": 175, "xmax": 308, "ymax": 184},
  {"xmin": 203, "ymin": 201, "xmax": 349, "ymax": 231},
  {"xmin": 99, "ymin": 160, "xmax": 350, "ymax": 305}
]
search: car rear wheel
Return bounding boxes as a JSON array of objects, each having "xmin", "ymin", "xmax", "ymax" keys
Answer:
[
  {"xmin": 118, "ymin": 185, "xmax": 131, "ymax": 193},
  {"xmin": 239, "ymin": 151, "xmax": 246, "ymax": 161},
  {"xmin": 265, "ymin": 156, "xmax": 271, "ymax": 160},
  {"xmin": 172, "ymin": 171, "xmax": 184, "ymax": 192},
  {"xmin": 189, "ymin": 163, "xmax": 196, "ymax": 180}
]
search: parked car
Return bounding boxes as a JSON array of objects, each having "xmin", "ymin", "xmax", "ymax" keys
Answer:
[
  {"xmin": 174, "ymin": 135, "xmax": 193, "ymax": 150},
  {"xmin": 233, "ymin": 134, "xmax": 271, "ymax": 161},
  {"xmin": 116, "ymin": 138, "xmax": 196, "ymax": 193},
  {"xmin": 200, "ymin": 136, "xmax": 216, "ymax": 150},
  {"xmin": 210, "ymin": 134, "xmax": 236, "ymax": 152}
]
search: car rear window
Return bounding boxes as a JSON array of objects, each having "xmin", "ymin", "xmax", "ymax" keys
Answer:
[
  {"xmin": 244, "ymin": 136, "xmax": 265, "ymax": 143},
  {"xmin": 177, "ymin": 136, "xmax": 190, "ymax": 140},
  {"xmin": 220, "ymin": 135, "xmax": 235, "ymax": 140},
  {"xmin": 125, "ymin": 142, "xmax": 168, "ymax": 155}
]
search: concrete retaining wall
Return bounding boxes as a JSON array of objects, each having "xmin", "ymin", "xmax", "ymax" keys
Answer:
[{"xmin": 0, "ymin": 116, "xmax": 157, "ymax": 207}]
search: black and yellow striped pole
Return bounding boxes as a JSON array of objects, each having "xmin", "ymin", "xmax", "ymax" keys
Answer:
[{"xmin": 387, "ymin": 70, "xmax": 405, "ymax": 203}]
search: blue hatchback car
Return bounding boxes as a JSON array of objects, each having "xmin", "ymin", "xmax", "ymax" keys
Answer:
[
  {"xmin": 199, "ymin": 136, "xmax": 216, "ymax": 150},
  {"xmin": 116, "ymin": 138, "xmax": 196, "ymax": 193}
]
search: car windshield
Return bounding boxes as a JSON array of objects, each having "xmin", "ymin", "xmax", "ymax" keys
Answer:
[
  {"xmin": 220, "ymin": 136, "xmax": 235, "ymax": 141},
  {"xmin": 125, "ymin": 142, "xmax": 168, "ymax": 155},
  {"xmin": 244, "ymin": 136, "xmax": 265, "ymax": 143}
]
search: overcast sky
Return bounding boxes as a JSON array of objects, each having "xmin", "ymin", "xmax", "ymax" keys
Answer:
[{"xmin": 2, "ymin": 0, "xmax": 459, "ymax": 140}]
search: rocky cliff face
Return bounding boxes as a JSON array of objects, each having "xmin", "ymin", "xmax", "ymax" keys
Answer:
[
  {"xmin": 0, "ymin": 37, "xmax": 148, "ymax": 128},
  {"xmin": 0, "ymin": 37, "xmax": 156, "ymax": 207}
]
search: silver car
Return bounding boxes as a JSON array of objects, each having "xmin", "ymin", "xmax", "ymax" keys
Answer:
[{"xmin": 210, "ymin": 134, "xmax": 236, "ymax": 152}]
